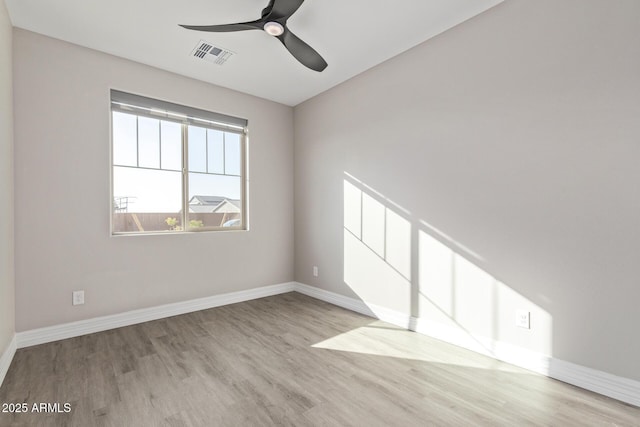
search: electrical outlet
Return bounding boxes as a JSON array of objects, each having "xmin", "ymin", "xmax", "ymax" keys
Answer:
[
  {"xmin": 313, "ymin": 266, "xmax": 319, "ymax": 277},
  {"xmin": 72, "ymin": 290, "xmax": 85, "ymax": 306},
  {"xmin": 516, "ymin": 309, "xmax": 530, "ymax": 329}
]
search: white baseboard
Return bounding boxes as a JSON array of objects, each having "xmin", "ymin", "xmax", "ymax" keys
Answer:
[
  {"xmin": 16, "ymin": 282, "xmax": 296, "ymax": 349},
  {"xmin": 410, "ymin": 316, "xmax": 552, "ymax": 376},
  {"xmin": 10, "ymin": 280, "xmax": 640, "ymax": 408},
  {"xmin": 0, "ymin": 334, "xmax": 17, "ymax": 388},
  {"xmin": 294, "ymin": 282, "xmax": 640, "ymax": 408},
  {"xmin": 548, "ymin": 358, "xmax": 640, "ymax": 408},
  {"xmin": 295, "ymin": 283, "xmax": 412, "ymax": 328}
]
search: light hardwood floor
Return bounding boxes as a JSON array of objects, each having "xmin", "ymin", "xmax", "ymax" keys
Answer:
[{"xmin": 0, "ymin": 292, "xmax": 638, "ymax": 426}]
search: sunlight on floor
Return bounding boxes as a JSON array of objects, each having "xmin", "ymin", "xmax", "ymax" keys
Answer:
[{"xmin": 312, "ymin": 320, "xmax": 535, "ymax": 375}]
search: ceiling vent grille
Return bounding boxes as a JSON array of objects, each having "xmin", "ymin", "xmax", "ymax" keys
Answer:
[{"xmin": 191, "ymin": 40, "xmax": 234, "ymax": 65}]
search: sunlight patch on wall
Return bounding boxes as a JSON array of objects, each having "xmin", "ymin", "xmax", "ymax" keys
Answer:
[
  {"xmin": 344, "ymin": 179, "xmax": 362, "ymax": 238},
  {"xmin": 342, "ymin": 172, "xmax": 552, "ymax": 362},
  {"xmin": 418, "ymin": 231, "xmax": 553, "ymax": 356},
  {"xmin": 419, "ymin": 231, "xmax": 454, "ymax": 317},
  {"xmin": 343, "ymin": 179, "xmax": 411, "ymax": 314},
  {"xmin": 362, "ymin": 193, "xmax": 386, "ymax": 258},
  {"xmin": 386, "ymin": 208, "xmax": 411, "ymax": 280}
]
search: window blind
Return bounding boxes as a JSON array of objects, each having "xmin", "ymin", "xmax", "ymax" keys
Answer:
[{"xmin": 110, "ymin": 90, "xmax": 247, "ymax": 134}]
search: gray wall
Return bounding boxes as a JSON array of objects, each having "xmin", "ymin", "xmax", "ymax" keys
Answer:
[
  {"xmin": 0, "ymin": 0, "xmax": 15, "ymax": 357},
  {"xmin": 13, "ymin": 29, "xmax": 294, "ymax": 331},
  {"xmin": 294, "ymin": 0, "xmax": 640, "ymax": 381}
]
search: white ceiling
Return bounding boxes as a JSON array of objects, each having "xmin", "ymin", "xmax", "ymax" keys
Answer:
[{"xmin": 5, "ymin": 0, "xmax": 503, "ymax": 106}]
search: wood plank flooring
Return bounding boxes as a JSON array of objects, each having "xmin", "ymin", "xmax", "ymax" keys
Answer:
[{"xmin": 0, "ymin": 292, "xmax": 638, "ymax": 426}]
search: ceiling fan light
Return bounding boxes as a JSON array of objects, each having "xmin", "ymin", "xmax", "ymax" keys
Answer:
[{"xmin": 264, "ymin": 21, "xmax": 284, "ymax": 36}]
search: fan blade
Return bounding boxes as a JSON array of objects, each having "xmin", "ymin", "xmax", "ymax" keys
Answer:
[
  {"xmin": 261, "ymin": 0, "xmax": 275, "ymax": 18},
  {"xmin": 267, "ymin": 0, "xmax": 305, "ymax": 20},
  {"xmin": 278, "ymin": 28, "xmax": 327, "ymax": 72},
  {"xmin": 179, "ymin": 20, "xmax": 263, "ymax": 32}
]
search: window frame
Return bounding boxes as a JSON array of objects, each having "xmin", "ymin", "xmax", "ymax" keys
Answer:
[{"xmin": 110, "ymin": 90, "xmax": 248, "ymax": 235}]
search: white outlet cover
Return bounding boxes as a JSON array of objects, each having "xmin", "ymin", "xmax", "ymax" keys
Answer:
[
  {"xmin": 516, "ymin": 309, "xmax": 530, "ymax": 329},
  {"xmin": 313, "ymin": 266, "xmax": 319, "ymax": 277},
  {"xmin": 72, "ymin": 290, "xmax": 85, "ymax": 306}
]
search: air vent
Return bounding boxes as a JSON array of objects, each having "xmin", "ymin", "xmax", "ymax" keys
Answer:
[{"xmin": 191, "ymin": 40, "xmax": 235, "ymax": 65}]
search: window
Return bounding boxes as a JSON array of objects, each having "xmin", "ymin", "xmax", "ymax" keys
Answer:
[{"xmin": 110, "ymin": 90, "xmax": 247, "ymax": 234}]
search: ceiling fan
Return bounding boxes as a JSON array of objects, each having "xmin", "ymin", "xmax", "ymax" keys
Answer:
[{"xmin": 179, "ymin": 0, "xmax": 328, "ymax": 72}]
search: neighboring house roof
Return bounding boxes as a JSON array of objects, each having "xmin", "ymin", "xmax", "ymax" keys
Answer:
[
  {"xmin": 211, "ymin": 200, "xmax": 241, "ymax": 214},
  {"xmin": 189, "ymin": 195, "xmax": 226, "ymax": 206},
  {"xmin": 188, "ymin": 195, "xmax": 241, "ymax": 213}
]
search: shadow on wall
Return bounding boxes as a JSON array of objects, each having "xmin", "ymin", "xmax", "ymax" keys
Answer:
[{"xmin": 342, "ymin": 172, "xmax": 553, "ymax": 364}]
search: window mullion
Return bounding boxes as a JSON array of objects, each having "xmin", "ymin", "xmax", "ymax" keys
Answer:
[
  {"xmin": 136, "ymin": 116, "xmax": 139, "ymax": 167},
  {"xmin": 158, "ymin": 120, "xmax": 162, "ymax": 170},
  {"xmin": 205, "ymin": 129, "xmax": 209, "ymax": 174},
  {"xmin": 182, "ymin": 123, "xmax": 189, "ymax": 230},
  {"xmin": 223, "ymin": 132, "xmax": 226, "ymax": 175}
]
